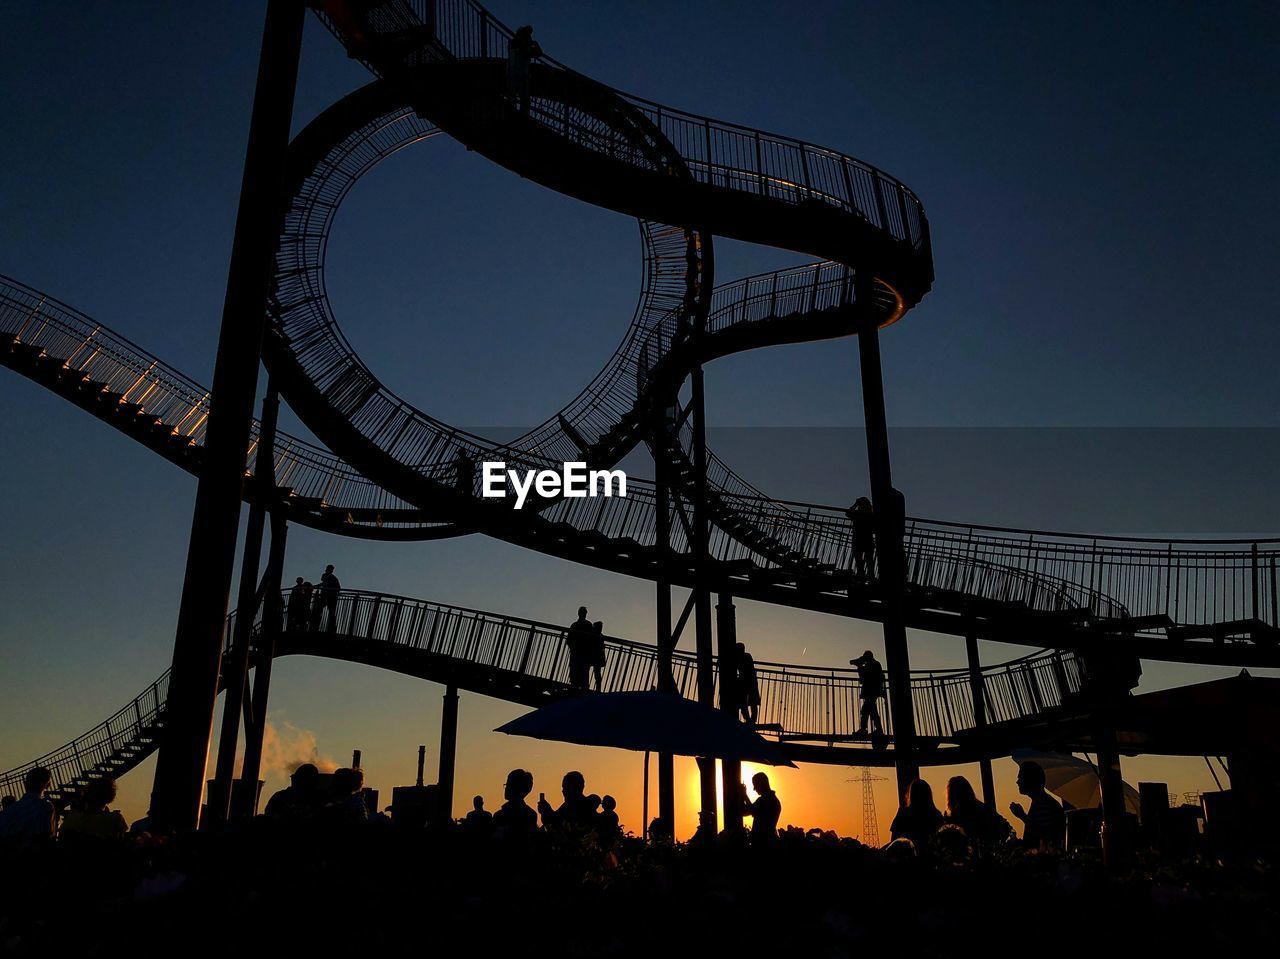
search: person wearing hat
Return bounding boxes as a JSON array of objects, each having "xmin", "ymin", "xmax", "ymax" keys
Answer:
[{"xmin": 851, "ymin": 650, "xmax": 885, "ymax": 736}]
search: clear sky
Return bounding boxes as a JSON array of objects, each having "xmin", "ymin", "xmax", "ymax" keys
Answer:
[{"xmin": 1, "ymin": 2, "xmax": 1277, "ymax": 836}]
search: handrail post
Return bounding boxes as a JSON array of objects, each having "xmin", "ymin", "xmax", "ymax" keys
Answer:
[
  {"xmin": 754, "ymin": 131, "xmax": 765, "ymax": 194},
  {"xmin": 1272, "ymin": 555, "xmax": 1278, "ymax": 628},
  {"xmin": 1251, "ymin": 542, "xmax": 1260, "ymax": 622},
  {"xmin": 703, "ymin": 118, "xmax": 714, "ymax": 186},
  {"xmin": 872, "ymin": 173, "xmax": 889, "ymax": 229}
]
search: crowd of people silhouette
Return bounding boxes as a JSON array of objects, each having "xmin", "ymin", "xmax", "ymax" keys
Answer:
[
  {"xmin": 0, "ymin": 757, "xmax": 1263, "ymax": 956},
  {"xmin": 887, "ymin": 764, "xmax": 1063, "ymax": 857}
]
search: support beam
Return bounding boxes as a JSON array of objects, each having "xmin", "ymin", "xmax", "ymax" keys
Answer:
[
  {"xmin": 717, "ymin": 593, "xmax": 743, "ymax": 833},
  {"xmin": 150, "ymin": 0, "xmax": 304, "ymax": 833},
  {"xmin": 687, "ymin": 229, "xmax": 718, "ymax": 829},
  {"xmin": 1096, "ymin": 719, "xmax": 1129, "ymax": 866},
  {"xmin": 690, "ymin": 362, "xmax": 716, "ymax": 825},
  {"xmin": 439, "ymin": 684, "xmax": 459, "ymax": 822},
  {"xmin": 964, "ymin": 626, "xmax": 996, "ymax": 808},
  {"xmin": 652, "ymin": 402, "xmax": 676, "ymax": 838},
  {"xmin": 209, "ymin": 383, "xmax": 282, "ymax": 823},
  {"xmin": 854, "ymin": 270, "xmax": 918, "ymax": 803},
  {"xmin": 233, "ymin": 508, "xmax": 289, "ymax": 819}
]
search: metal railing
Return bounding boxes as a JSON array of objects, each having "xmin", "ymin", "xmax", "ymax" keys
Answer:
[
  {"xmin": 8, "ymin": 272, "xmax": 1275, "ymax": 632},
  {"xmin": 319, "ymin": 0, "xmax": 931, "ymax": 261},
  {"xmin": 257, "ymin": 588, "xmax": 1081, "ymax": 743},
  {"xmin": 0, "ymin": 275, "xmax": 432, "ymax": 534},
  {"xmin": 0, "ymin": 589, "xmax": 1083, "ymax": 797},
  {"xmin": 0, "ymin": 670, "xmax": 170, "ymax": 800}
]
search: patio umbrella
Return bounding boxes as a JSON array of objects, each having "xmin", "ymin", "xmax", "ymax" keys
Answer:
[
  {"xmin": 1010, "ymin": 749, "xmax": 1140, "ymax": 814},
  {"xmin": 495, "ymin": 690, "xmax": 796, "ymax": 766}
]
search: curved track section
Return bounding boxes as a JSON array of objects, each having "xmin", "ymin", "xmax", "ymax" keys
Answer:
[
  {"xmin": 273, "ymin": 8, "xmax": 1125, "ymax": 640},
  {"xmin": 268, "ymin": 78, "xmax": 709, "ymax": 487},
  {"xmin": 6, "ymin": 278, "xmax": 1279, "ymax": 663},
  {"xmin": 0, "ymin": 589, "xmax": 1089, "ymax": 800}
]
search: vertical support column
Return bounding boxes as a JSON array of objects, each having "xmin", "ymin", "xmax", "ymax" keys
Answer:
[
  {"xmin": 717, "ymin": 593, "xmax": 743, "ymax": 833},
  {"xmin": 210, "ymin": 383, "xmax": 282, "ymax": 823},
  {"xmin": 688, "ymin": 227, "xmax": 718, "ymax": 828},
  {"xmin": 150, "ymin": 0, "xmax": 304, "ymax": 833},
  {"xmin": 854, "ymin": 269, "xmax": 918, "ymax": 803},
  {"xmin": 964, "ymin": 625, "xmax": 996, "ymax": 808},
  {"xmin": 690, "ymin": 370, "xmax": 716, "ymax": 824},
  {"xmin": 1096, "ymin": 719, "xmax": 1128, "ymax": 866},
  {"xmin": 439, "ymin": 684, "xmax": 459, "ymax": 822},
  {"xmin": 652, "ymin": 403, "xmax": 676, "ymax": 838},
  {"xmin": 233, "ymin": 508, "xmax": 289, "ymax": 819}
]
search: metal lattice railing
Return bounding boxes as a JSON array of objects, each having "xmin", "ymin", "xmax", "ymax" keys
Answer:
[
  {"xmin": 0, "ymin": 274, "xmax": 433, "ymax": 533},
  {"xmin": 317, "ymin": 0, "xmax": 931, "ymax": 261},
  {"xmin": 0, "ymin": 589, "xmax": 1083, "ymax": 798}
]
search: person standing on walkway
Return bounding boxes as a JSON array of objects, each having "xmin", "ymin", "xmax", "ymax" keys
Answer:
[
  {"xmin": 846, "ymin": 497, "xmax": 875, "ymax": 583},
  {"xmin": 851, "ymin": 650, "xmax": 885, "ymax": 737},
  {"xmin": 506, "ymin": 25, "xmax": 542, "ymax": 113},
  {"xmin": 566, "ymin": 606, "xmax": 593, "ymax": 689},
  {"xmin": 590, "ymin": 620, "xmax": 606, "ymax": 691},
  {"xmin": 453, "ymin": 449, "xmax": 475, "ymax": 496},
  {"xmin": 287, "ymin": 576, "xmax": 308, "ymax": 631},
  {"xmin": 314, "ymin": 564, "xmax": 341, "ymax": 633},
  {"xmin": 737, "ymin": 642, "xmax": 761, "ymax": 724}
]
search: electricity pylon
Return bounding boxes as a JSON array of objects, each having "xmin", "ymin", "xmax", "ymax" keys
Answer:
[{"xmin": 848, "ymin": 768, "xmax": 887, "ymax": 846}]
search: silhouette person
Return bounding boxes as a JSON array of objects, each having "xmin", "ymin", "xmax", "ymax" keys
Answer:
[
  {"xmin": 598, "ymin": 794, "xmax": 621, "ymax": 839},
  {"xmin": 265, "ymin": 763, "xmax": 322, "ymax": 821},
  {"xmin": 648, "ymin": 816, "xmax": 673, "ymax": 844},
  {"xmin": 506, "ymin": 25, "xmax": 542, "ymax": 113},
  {"xmin": 850, "ymin": 650, "xmax": 885, "ymax": 737},
  {"xmin": 845, "ymin": 496, "xmax": 875, "ymax": 582},
  {"xmin": 454, "ymin": 449, "xmax": 475, "ymax": 495},
  {"xmin": 311, "ymin": 564, "xmax": 340, "ymax": 633},
  {"xmin": 566, "ymin": 606, "xmax": 592, "ymax": 690},
  {"xmin": 944, "ymin": 775, "xmax": 1012, "ymax": 850},
  {"xmin": 60, "ymin": 777, "xmax": 127, "ymax": 846},
  {"xmin": 1010, "ymin": 761, "xmax": 1065, "ymax": 851},
  {"xmin": 464, "ymin": 795, "xmax": 493, "ymax": 833},
  {"xmin": 287, "ymin": 576, "xmax": 308, "ymax": 631},
  {"xmin": 329, "ymin": 767, "xmax": 369, "ymax": 824},
  {"xmin": 889, "ymin": 779, "xmax": 943, "ymax": 849},
  {"xmin": 0, "ymin": 766, "xmax": 55, "ymax": 850},
  {"xmin": 741, "ymin": 771, "xmax": 781, "ymax": 846},
  {"xmin": 493, "ymin": 768, "xmax": 538, "ymax": 838},
  {"xmin": 737, "ymin": 642, "xmax": 761, "ymax": 723},
  {"xmin": 538, "ymin": 771, "xmax": 596, "ymax": 833},
  {"xmin": 590, "ymin": 620, "xmax": 606, "ymax": 691}
]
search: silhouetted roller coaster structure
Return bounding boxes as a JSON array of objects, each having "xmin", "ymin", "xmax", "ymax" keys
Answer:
[{"xmin": 2, "ymin": 1, "xmax": 1276, "ymax": 840}]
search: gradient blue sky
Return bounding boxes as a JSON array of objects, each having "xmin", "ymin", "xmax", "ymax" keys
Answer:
[{"xmin": 1, "ymin": 2, "xmax": 1277, "ymax": 834}]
